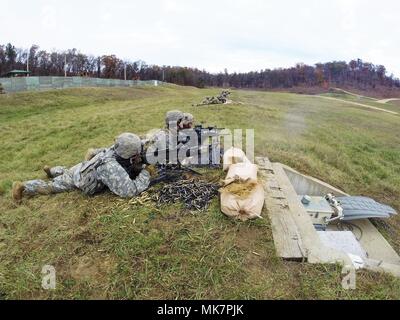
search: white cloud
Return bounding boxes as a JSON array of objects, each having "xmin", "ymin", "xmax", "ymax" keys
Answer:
[{"xmin": 1, "ymin": 0, "xmax": 399, "ymax": 76}]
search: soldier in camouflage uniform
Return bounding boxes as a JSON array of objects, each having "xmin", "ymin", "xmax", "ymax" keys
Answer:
[
  {"xmin": 12, "ymin": 133, "xmax": 151, "ymax": 202},
  {"xmin": 84, "ymin": 111, "xmax": 195, "ymax": 166},
  {"xmin": 85, "ymin": 111, "xmax": 194, "ymax": 162},
  {"xmin": 142, "ymin": 110, "xmax": 195, "ymax": 164},
  {"xmin": 145, "ymin": 110, "xmax": 194, "ymax": 146}
]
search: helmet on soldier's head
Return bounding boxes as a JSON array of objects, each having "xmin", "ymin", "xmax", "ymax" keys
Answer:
[
  {"xmin": 114, "ymin": 133, "xmax": 142, "ymax": 159},
  {"xmin": 181, "ymin": 113, "xmax": 194, "ymax": 129},
  {"xmin": 165, "ymin": 110, "xmax": 184, "ymax": 127}
]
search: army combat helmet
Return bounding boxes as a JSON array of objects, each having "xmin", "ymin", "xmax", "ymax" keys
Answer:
[
  {"xmin": 165, "ymin": 110, "xmax": 194, "ymax": 129},
  {"xmin": 165, "ymin": 110, "xmax": 184, "ymax": 127},
  {"xmin": 181, "ymin": 113, "xmax": 194, "ymax": 129},
  {"xmin": 114, "ymin": 133, "xmax": 142, "ymax": 159}
]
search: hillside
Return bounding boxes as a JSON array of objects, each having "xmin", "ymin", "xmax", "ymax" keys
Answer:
[
  {"xmin": 1, "ymin": 85, "xmax": 400, "ymax": 299},
  {"xmin": 1, "ymin": 43, "xmax": 400, "ymax": 97}
]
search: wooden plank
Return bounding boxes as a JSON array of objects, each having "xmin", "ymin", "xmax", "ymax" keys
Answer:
[
  {"xmin": 272, "ymin": 163, "xmax": 355, "ymax": 264},
  {"xmin": 257, "ymin": 157, "xmax": 400, "ymax": 277},
  {"xmin": 256, "ymin": 157, "xmax": 306, "ymax": 260}
]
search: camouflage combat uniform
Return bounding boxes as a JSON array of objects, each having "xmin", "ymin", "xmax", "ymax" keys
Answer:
[
  {"xmin": 86, "ymin": 111, "xmax": 195, "ymax": 166},
  {"xmin": 142, "ymin": 111, "xmax": 195, "ymax": 164},
  {"xmin": 149, "ymin": 111, "xmax": 193, "ymax": 145},
  {"xmin": 23, "ymin": 134, "xmax": 150, "ymax": 198}
]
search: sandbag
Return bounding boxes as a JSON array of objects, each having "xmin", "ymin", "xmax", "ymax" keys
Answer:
[
  {"xmin": 223, "ymin": 147, "xmax": 251, "ymax": 171},
  {"xmin": 224, "ymin": 163, "xmax": 258, "ymax": 185},
  {"xmin": 220, "ymin": 182, "xmax": 265, "ymax": 221},
  {"xmin": 220, "ymin": 161, "xmax": 264, "ymax": 221}
]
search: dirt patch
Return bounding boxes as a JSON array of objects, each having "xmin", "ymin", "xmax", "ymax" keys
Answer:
[
  {"xmin": 234, "ymin": 224, "xmax": 266, "ymax": 251},
  {"xmin": 73, "ymin": 229, "xmax": 103, "ymax": 245},
  {"xmin": 69, "ymin": 254, "xmax": 116, "ymax": 281}
]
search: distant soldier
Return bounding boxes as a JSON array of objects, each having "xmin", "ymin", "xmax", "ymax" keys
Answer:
[
  {"xmin": 197, "ymin": 90, "xmax": 231, "ymax": 106},
  {"xmin": 12, "ymin": 133, "xmax": 151, "ymax": 202},
  {"xmin": 217, "ymin": 90, "xmax": 231, "ymax": 104}
]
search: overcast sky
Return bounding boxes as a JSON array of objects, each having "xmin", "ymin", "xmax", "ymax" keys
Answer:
[{"xmin": 1, "ymin": 0, "xmax": 399, "ymax": 76}]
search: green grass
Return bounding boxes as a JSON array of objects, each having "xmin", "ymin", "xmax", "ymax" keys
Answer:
[
  {"xmin": 1, "ymin": 85, "xmax": 400, "ymax": 299},
  {"xmin": 387, "ymin": 100, "xmax": 400, "ymax": 108}
]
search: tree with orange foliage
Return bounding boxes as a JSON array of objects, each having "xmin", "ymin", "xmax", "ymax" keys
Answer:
[{"xmin": 101, "ymin": 55, "xmax": 120, "ymax": 79}]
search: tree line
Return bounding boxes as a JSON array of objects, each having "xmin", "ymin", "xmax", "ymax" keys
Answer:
[{"xmin": 1, "ymin": 43, "xmax": 399, "ymax": 90}]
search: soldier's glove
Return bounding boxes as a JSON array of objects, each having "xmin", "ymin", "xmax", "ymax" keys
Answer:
[
  {"xmin": 145, "ymin": 165, "xmax": 159, "ymax": 179},
  {"xmin": 85, "ymin": 148, "xmax": 97, "ymax": 161}
]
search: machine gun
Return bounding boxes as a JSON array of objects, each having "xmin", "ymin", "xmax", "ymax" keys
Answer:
[
  {"xmin": 191, "ymin": 125, "xmax": 225, "ymax": 167},
  {"xmin": 141, "ymin": 125, "xmax": 225, "ymax": 166},
  {"xmin": 141, "ymin": 124, "xmax": 227, "ymax": 186},
  {"xmin": 194, "ymin": 125, "xmax": 225, "ymax": 139}
]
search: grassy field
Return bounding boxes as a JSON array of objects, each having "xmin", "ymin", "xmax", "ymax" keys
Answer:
[
  {"xmin": 1, "ymin": 84, "xmax": 400, "ymax": 299},
  {"xmin": 387, "ymin": 100, "xmax": 400, "ymax": 108}
]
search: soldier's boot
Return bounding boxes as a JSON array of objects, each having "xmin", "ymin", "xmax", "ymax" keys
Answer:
[
  {"xmin": 19, "ymin": 180, "xmax": 59, "ymax": 199},
  {"xmin": 43, "ymin": 165, "xmax": 52, "ymax": 178},
  {"xmin": 11, "ymin": 181, "xmax": 25, "ymax": 203}
]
